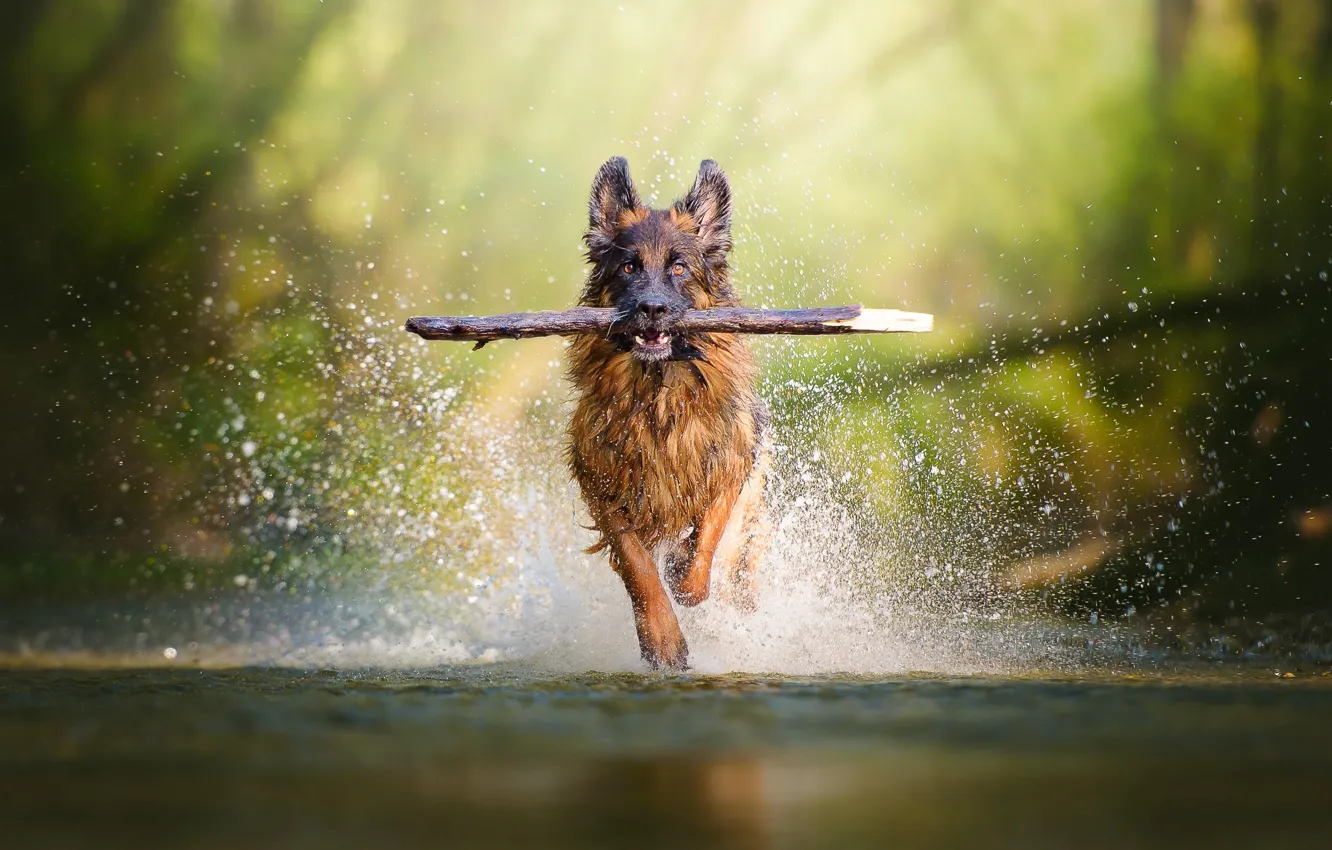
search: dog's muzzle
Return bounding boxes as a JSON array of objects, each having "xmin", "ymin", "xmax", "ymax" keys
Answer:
[{"xmin": 620, "ymin": 295, "xmax": 687, "ymax": 361}]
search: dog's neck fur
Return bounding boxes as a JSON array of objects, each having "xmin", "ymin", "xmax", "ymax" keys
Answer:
[
  {"xmin": 565, "ymin": 332, "xmax": 753, "ymax": 399},
  {"xmin": 565, "ymin": 328, "xmax": 761, "ymax": 548}
]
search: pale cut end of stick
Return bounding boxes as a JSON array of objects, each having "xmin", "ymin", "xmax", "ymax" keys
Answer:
[{"xmin": 824, "ymin": 308, "xmax": 934, "ymax": 333}]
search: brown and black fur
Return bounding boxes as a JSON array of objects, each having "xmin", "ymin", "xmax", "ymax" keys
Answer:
[{"xmin": 566, "ymin": 157, "xmax": 771, "ymax": 670}]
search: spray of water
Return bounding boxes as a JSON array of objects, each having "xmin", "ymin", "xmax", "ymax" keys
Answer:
[
  {"xmin": 168, "ymin": 277, "xmax": 1082, "ymax": 676},
  {"xmin": 205, "ymin": 389, "xmax": 1070, "ymax": 676}
]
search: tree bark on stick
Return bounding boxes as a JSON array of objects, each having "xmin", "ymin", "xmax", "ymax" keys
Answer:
[{"xmin": 405, "ymin": 306, "xmax": 932, "ymax": 348}]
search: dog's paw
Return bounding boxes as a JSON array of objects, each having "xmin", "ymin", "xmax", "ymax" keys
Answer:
[
  {"xmin": 665, "ymin": 557, "xmax": 711, "ymax": 607},
  {"xmin": 669, "ymin": 580, "xmax": 709, "ymax": 608},
  {"xmin": 638, "ymin": 621, "xmax": 689, "ymax": 671},
  {"xmin": 643, "ymin": 639, "xmax": 689, "ymax": 672}
]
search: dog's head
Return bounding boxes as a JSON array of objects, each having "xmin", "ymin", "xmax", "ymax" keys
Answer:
[{"xmin": 581, "ymin": 157, "xmax": 736, "ymax": 362}]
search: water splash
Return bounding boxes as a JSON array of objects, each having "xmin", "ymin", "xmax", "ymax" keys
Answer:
[{"xmin": 137, "ymin": 359, "xmax": 1073, "ymax": 676}]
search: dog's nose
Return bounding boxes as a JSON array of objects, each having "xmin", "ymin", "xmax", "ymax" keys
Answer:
[{"xmin": 637, "ymin": 299, "xmax": 668, "ymax": 322}]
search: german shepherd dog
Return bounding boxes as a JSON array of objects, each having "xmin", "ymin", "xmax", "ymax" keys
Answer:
[{"xmin": 567, "ymin": 157, "xmax": 770, "ymax": 670}]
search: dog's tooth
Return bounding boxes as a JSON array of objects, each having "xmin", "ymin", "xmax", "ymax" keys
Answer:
[{"xmin": 634, "ymin": 335, "xmax": 644, "ymax": 344}]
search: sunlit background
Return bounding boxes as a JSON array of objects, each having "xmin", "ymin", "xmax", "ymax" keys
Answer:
[{"xmin": 2, "ymin": 0, "xmax": 1330, "ymax": 662}]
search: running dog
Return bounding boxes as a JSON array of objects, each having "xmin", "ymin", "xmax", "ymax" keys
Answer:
[{"xmin": 566, "ymin": 157, "xmax": 770, "ymax": 670}]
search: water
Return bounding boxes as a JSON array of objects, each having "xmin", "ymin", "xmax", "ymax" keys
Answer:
[
  {"xmin": 5, "ymin": 419, "xmax": 1328, "ymax": 849},
  {"xmin": 3, "ymin": 661, "xmax": 1329, "ymax": 849}
]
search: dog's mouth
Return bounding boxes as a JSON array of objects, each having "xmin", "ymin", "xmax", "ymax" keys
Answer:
[{"xmin": 631, "ymin": 330, "xmax": 673, "ymax": 359}]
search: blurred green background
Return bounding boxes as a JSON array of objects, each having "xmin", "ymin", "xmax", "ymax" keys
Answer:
[{"xmin": 1, "ymin": 0, "xmax": 1329, "ymax": 635}]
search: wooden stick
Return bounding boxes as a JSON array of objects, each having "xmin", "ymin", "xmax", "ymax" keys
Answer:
[{"xmin": 405, "ymin": 305, "xmax": 932, "ymax": 348}]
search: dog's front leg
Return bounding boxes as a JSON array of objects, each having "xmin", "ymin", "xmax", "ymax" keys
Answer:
[
  {"xmin": 666, "ymin": 481, "xmax": 742, "ymax": 607},
  {"xmin": 609, "ymin": 528, "xmax": 688, "ymax": 670}
]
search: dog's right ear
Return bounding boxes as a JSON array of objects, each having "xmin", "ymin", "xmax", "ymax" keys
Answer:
[{"xmin": 588, "ymin": 157, "xmax": 642, "ymax": 242}]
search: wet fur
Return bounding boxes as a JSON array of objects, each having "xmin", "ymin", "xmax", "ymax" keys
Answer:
[
  {"xmin": 567, "ymin": 333, "xmax": 761, "ymax": 550},
  {"xmin": 566, "ymin": 158, "xmax": 770, "ymax": 669}
]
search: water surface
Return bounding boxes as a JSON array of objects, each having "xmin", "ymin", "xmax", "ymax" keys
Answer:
[{"xmin": 3, "ymin": 662, "xmax": 1329, "ymax": 849}]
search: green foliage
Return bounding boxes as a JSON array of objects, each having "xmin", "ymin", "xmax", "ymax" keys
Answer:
[{"xmin": 1, "ymin": 1, "xmax": 1329, "ymax": 619}]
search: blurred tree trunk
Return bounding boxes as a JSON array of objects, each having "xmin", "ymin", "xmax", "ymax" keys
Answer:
[
  {"xmin": 1247, "ymin": 0, "xmax": 1281, "ymax": 267},
  {"xmin": 1155, "ymin": 0, "xmax": 1196, "ymax": 93},
  {"xmin": 0, "ymin": 1, "xmax": 349, "ymax": 556}
]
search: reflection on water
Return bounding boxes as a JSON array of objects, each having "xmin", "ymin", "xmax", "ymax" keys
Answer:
[{"xmin": 3, "ymin": 664, "xmax": 1329, "ymax": 849}]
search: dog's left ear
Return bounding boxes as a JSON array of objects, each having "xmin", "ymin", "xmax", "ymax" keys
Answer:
[{"xmin": 680, "ymin": 159, "xmax": 732, "ymax": 261}]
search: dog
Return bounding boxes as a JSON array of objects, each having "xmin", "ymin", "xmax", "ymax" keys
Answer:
[{"xmin": 566, "ymin": 157, "xmax": 771, "ymax": 670}]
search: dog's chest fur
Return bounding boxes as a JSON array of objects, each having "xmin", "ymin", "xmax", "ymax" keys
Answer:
[{"xmin": 566, "ymin": 335, "xmax": 761, "ymax": 548}]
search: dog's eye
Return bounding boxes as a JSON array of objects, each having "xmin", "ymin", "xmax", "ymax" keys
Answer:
[
  {"xmin": 670, "ymin": 262, "xmax": 687, "ymax": 277},
  {"xmin": 622, "ymin": 261, "xmax": 636, "ymax": 275}
]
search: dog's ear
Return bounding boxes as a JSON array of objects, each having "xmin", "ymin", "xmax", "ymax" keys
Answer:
[
  {"xmin": 588, "ymin": 157, "xmax": 641, "ymax": 243},
  {"xmin": 681, "ymin": 159, "xmax": 732, "ymax": 261}
]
